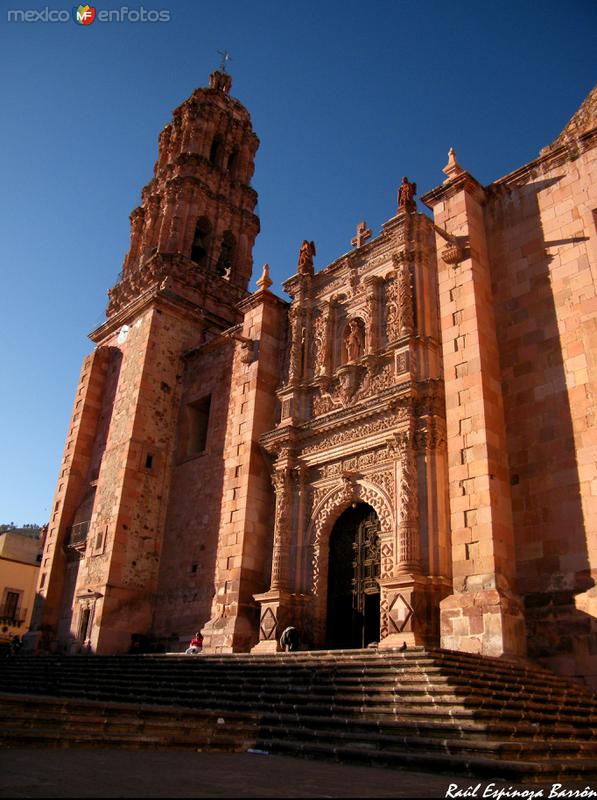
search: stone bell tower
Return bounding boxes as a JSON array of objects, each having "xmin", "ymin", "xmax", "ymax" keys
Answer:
[{"xmin": 35, "ymin": 68, "xmax": 260, "ymax": 654}]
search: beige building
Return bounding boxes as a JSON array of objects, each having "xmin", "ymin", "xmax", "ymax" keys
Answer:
[
  {"xmin": 34, "ymin": 72, "xmax": 597, "ymax": 688},
  {"xmin": 0, "ymin": 528, "xmax": 42, "ymax": 646}
]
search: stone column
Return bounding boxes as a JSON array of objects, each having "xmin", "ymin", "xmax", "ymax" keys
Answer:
[
  {"xmin": 269, "ymin": 465, "xmax": 293, "ymax": 592},
  {"xmin": 201, "ymin": 288, "xmax": 288, "ymax": 653},
  {"xmin": 379, "ymin": 422, "xmax": 427, "ymax": 648},
  {"xmin": 364, "ymin": 276, "xmax": 382, "ymax": 355},
  {"xmin": 252, "ymin": 456, "xmax": 297, "ymax": 653}
]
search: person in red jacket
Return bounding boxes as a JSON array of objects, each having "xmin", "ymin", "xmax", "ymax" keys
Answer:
[{"xmin": 185, "ymin": 631, "xmax": 203, "ymax": 654}]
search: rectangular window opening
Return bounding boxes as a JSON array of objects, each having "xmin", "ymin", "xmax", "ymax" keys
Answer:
[{"xmin": 187, "ymin": 395, "xmax": 211, "ymax": 456}]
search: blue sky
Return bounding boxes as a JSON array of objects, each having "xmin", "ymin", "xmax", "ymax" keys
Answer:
[{"xmin": 0, "ymin": 0, "xmax": 595, "ymax": 524}]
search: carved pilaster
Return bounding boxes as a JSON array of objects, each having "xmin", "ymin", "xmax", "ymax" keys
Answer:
[
  {"xmin": 395, "ymin": 423, "xmax": 421, "ymax": 574},
  {"xmin": 364, "ymin": 275, "xmax": 382, "ymax": 355},
  {"xmin": 392, "ymin": 252, "xmax": 415, "ymax": 336},
  {"xmin": 313, "ymin": 302, "xmax": 332, "ymax": 380},
  {"xmin": 287, "ymin": 304, "xmax": 308, "ymax": 386},
  {"xmin": 270, "ymin": 464, "xmax": 294, "ymax": 592}
]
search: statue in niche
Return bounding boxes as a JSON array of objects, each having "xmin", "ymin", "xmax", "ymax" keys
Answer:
[
  {"xmin": 345, "ymin": 319, "xmax": 363, "ymax": 363},
  {"xmin": 398, "ymin": 176, "xmax": 417, "ymax": 212},
  {"xmin": 297, "ymin": 240, "xmax": 316, "ymax": 275}
]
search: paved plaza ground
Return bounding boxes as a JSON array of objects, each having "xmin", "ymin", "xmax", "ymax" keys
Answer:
[{"xmin": 1, "ymin": 749, "xmax": 595, "ymax": 799}]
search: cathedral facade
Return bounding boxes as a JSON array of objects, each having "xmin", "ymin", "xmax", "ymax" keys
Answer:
[{"xmin": 35, "ymin": 72, "xmax": 597, "ymax": 687}]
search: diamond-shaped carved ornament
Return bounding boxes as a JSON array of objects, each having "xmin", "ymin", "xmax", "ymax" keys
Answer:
[
  {"xmin": 260, "ymin": 607, "xmax": 277, "ymax": 640},
  {"xmin": 388, "ymin": 593, "xmax": 413, "ymax": 633}
]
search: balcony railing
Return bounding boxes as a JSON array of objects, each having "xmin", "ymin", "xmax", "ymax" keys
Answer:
[
  {"xmin": 65, "ymin": 521, "xmax": 90, "ymax": 551},
  {"xmin": 0, "ymin": 605, "xmax": 27, "ymax": 627}
]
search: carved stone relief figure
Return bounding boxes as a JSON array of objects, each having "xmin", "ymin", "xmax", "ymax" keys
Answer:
[
  {"xmin": 297, "ymin": 240, "xmax": 316, "ymax": 275},
  {"xmin": 397, "ymin": 176, "xmax": 417, "ymax": 212},
  {"xmin": 345, "ymin": 319, "xmax": 364, "ymax": 363}
]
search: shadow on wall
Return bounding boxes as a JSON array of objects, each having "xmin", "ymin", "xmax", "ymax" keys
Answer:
[
  {"xmin": 487, "ymin": 174, "xmax": 596, "ymax": 687},
  {"xmin": 150, "ymin": 339, "xmax": 235, "ymax": 652},
  {"xmin": 57, "ymin": 346, "xmax": 124, "ymax": 654}
]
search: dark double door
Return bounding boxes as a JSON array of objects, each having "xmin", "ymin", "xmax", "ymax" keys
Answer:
[{"xmin": 326, "ymin": 503, "xmax": 380, "ymax": 649}]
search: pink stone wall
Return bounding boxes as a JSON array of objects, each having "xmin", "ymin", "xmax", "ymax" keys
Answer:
[
  {"xmin": 486, "ymin": 140, "xmax": 597, "ymax": 685},
  {"xmin": 152, "ymin": 336, "xmax": 235, "ymax": 649}
]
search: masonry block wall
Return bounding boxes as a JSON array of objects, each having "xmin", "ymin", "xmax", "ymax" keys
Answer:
[
  {"xmin": 423, "ymin": 95, "xmax": 597, "ymax": 683},
  {"xmin": 202, "ymin": 290, "xmax": 288, "ymax": 652},
  {"xmin": 152, "ymin": 335, "xmax": 235, "ymax": 648},
  {"xmin": 424, "ymin": 175, "xmax": 526, "ymax": 659},
  {"xmin": 486, "ymin": 131, "xmax": 597, "ymax": 685},
  {"xmin": 36, "ymin": 349, "xmax": 109, "ymax": 636}
]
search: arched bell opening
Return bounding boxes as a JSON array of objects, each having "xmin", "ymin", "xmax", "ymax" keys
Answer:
[
  {"xmin": 325, "ymin": 502, "xmax": 380, "ymax": 649},
  {"xmin": 190, "ymin": 217, "xmax": 211, "ymax": 266}
]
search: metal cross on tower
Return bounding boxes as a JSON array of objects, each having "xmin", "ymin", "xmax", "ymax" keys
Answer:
[{"xmin": 217, "ymin": 50, "xmax": 232, "ymax": 72}]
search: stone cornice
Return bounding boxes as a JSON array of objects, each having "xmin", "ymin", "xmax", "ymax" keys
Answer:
[
  {"xmin": 88, "ymin": 284, "xmax": 205, "ymax": 344},
  {"xmin": 238, "ymin": 288, "xmax": 289, "ymax": 314},
  {"xmin": 421, "ymin": 172, "xmax": 486, "ymax": 208},
  {"xmin": 488, "ymin": 125, "xmax": 597, "ymax": 195},
  {"xmin": 422, "ymin": 125, "xmax": 597, "ymax": 208}
]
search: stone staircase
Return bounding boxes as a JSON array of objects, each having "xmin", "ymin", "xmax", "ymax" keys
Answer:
[{"xmin": 1, "ymin": 647, "xmax": 596, "ymax": 780}]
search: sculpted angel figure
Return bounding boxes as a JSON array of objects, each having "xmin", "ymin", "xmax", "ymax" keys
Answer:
[{"xmin": 297, "ymin": 240, "xmax": 316, "ymax": 275}]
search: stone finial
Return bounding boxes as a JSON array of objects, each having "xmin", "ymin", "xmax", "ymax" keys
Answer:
[
  {"xmin": 257, "ymin": 263, "xmax": 273, "ymax": 292},
  {"xmin": 442, "ymin": 147, "xmax": 464, "ymax": 183}
]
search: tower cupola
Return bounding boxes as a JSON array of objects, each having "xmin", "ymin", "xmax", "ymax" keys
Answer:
[{"xmin": 107, "ymin": 69, "xmax": 260, "ymax": 321}]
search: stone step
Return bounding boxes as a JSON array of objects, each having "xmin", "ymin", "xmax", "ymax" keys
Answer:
[
  {"xmin": 3, "ymin": 658, "xmax": 594, "ymax": 704},
  {"xmin": 5, "ymin": 685, "xmax": 592, "ymax": 735},
  {"xmin": 270, "ymin": 711, "xmax": 594, "ymax": 742},
  {"xmin": 3, "ymin": 661, "xmax": 594, "ymax": 702},
  {"xmin": 255, "ymin": 721, "xmax": 597, "ymax": 761},
  {"xmin": 0, "ymin": 693, "xmax": 257, "ymax": 752},
  {"xmin": 2, "ymin": 646, "xmax": 596, "ymax": 779},
  {"xmin": 0, "ymin": 676, "xmax": 590, "ymax": 725},
  {"xmin": 259, "ymin": 737, "xmax": 597, "ymax": 780}
]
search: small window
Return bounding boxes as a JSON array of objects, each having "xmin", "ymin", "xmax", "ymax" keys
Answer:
[
  {"xmin": 4, "ymin": 591, "xmax": 20, "ymax": 618},
  {"xmin": 191, "ymin": 563, "xmax": 198, "ymax": 574},
  {"xmin": 191, "ymin": 218, "xmax": 211, "ymax": 266},
  {"xmin": 215, "ymin": 231, "xmax": 235, "ymax": 277},
  {"xmin": 209, "ymin": 136, "xmax": 223, "ymax": 166},
  {"xmin": 187, "ymin": 396, "xmax": 211, "ymax": 456},
  {"xmin": 145, "ymin": 453, "xmax": 154, "ymax": 470},
  {"xmin": 227, "ymin": 149, "xmax": 238, "ymax": 177}
]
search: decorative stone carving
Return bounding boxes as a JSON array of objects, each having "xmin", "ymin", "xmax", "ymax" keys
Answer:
[
  {"xmin": 354, "ymin": 360, "xmax": 395, "ymax": 401},
  {"xmin": 345, "ymin": 319, "xmax": 364, "ymax": 363},
  {"xmin": 287, "ymin": 305, "xmax": 306, "ymax": 385},
  {"xmin": 351, "ymin": 220, "xmax": 372, "ymax": 249},
  {"xmin": 397, "ymin": 258, "xmax": 415, "ymax": 335},
  {"xmin": 380, "ymin": 542, "xmax": 394, "ymax": 579},
  {"xmin": 384, "ymin": 274, "xmax": 400, "ymax": 343},
  {"xmin": 270, "ymin": 467, "xmax": 294, "ymax": 591},
  {"xmin": 395, "ymin": 426, "xmax": 421, "ymax": 573},
  {"xmin": 308, "ymin": 477, "xmax": 394, "ymax": 599},
  {"xmin": 397, "ymin": 176, "xmax": 417, "ymax": 212},
  {"xmin": 368, "ymin": 469, "xmax": 394, "ymax": 500},
  {"xmin": 441, "ymin": 242, "xmax": 464, "ymax": 265},
  {"xmin": 256, "ymin": 263, "xmax": 273, "ymax": 291},
  {"xmin": 259, "ymin": 606, "xmax": 277, "ymax": 640},
  {"xmin": 297, "ymin": 240, "xmax": 316, "ymax": 275},
  {"xmin": 301, "ymin": 414, "xmax": 400, "ymax": 456}
]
